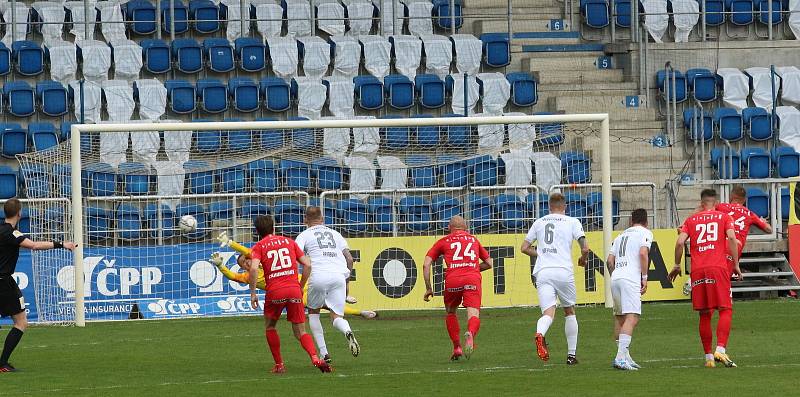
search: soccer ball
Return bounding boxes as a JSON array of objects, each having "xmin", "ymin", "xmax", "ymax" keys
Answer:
[{"xmin": 179, "ymin": 215, "xmax": 198, "ymax": 233}]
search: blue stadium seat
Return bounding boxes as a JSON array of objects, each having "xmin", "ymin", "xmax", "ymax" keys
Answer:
[
  {"xmin": 710, "ymin": 148, "xmax": 741, "ymax": 179},
  {"xmin": 225, "ymin": 120, "xmax": 253, "ymax": 151},
  {"xmin": 192, "ymin": 119, "xmax": 222, "ymax": 153},
  {"xmin": 141, "ymin": 39, "xmax": 171, "ymax": 74},
  {"xmin": 414, "ymin": 114, "xmax": 440, "ymax": 148},
  {"xmin": 742, "ymin": 107, "xmax": 772, "ymax": 141},
  {"xmin": 495, "ymin": 194, "xmax": 526, "ymax": 230},
  {"xmin": 479, "ymin": 33, "xmax": 510, "ymax": 68},
  {"xmin": 37, "ymin": 81, "xmax": 68, "ymax": 117},
  {"xmin": 161, "ymin": 0, "xmax": 189, "ymax": 34},
  {"xmin": 439, "ymin": 156, "xmax": 468, "ymax": 187},
  {"xmin": 781, "ymin": 186, "xmax": 790, "ymax": 220},
  {"xmin": 657, "ymin": 69, "xmax": 687, "ymax": 103},
  {"xmin": 116, "ymin": 204, "xmax": 142, "ymax": 240},
  {"xmin": 581, "ymin": 0, "xmax": 611, "ymax": 28},
  {"xmin": 176, "ymin": 203, "xmax": 209, "ymax": 239},
  {"xmin": 218, "ymin": 164, "xmax": 246, "ymax": 193},
  {"xmin": 421, "ymin": 196, "xmax": 455, "ymax": 231},
  {"xmin": 256, "ymin": 117, "xmax": 285, "ymax": 150},
  {"xmin": 683, "ymin": 108, "xmax": 713, "ymax": 142},
  {"xmin": 432, "ymin": 0, "xmax": 463, "ymax": 29},
  {"xmin": 171, "ymin": 38, "xmax": 203, "ymax": 74},
  {"xmin": 53, "ymin": 164, "xmax": 72, "ymax": 197},
  {"xmin": 19, "ymin": 164, "xmax": 50, "ymax": 198},
  {"xmin": 239, "ymin": 200, "xmax": 272, "ymax": 222},
  {"xmin": 235, "ymin": 37, "xmax": 266, "ymax": 72},
  {"xmin": 714, "ymin": 107, "xmax": 743, "ymax": 142},
  {"xmin": 280, "ymin": 159, "xmax": 311, "ymax": 189},
  {"xmin": 248, "ymin": 159, "xmax": 277, "ymax": 192},
  {"xmin": 228, "ymin": 77, "xmax": 259, "ymax": 113},
  {"xmin": 399, "ymin": 196, "xmax": 432, "ymax": 232},
  {"xmin": 0, "ymin": 124, "xmax": 27, "ymax": 158},
  {"xmin": 407, "ymin": 155, "xmax": 437, "ymax": 187},
  {"xmin": 380, "ymin": 115, "xmax": 410, "ymax": 150},
  {"xmin": 12, "ymin": 41, "xmax": 44, "ymax": 76},
  {"xmin": 184, "ymin": 160, "xmax": 214, "ymax": 194},
  {"xmin": 84, "ymin": 162, "xmax": 116, "ymax": 196},
  {"xmin": 415, "ymin": 74, "xmax": 446, "ymax": 109},
  {"xmin": 614, "ymin": 0, "xmax": 632, "ymax": 27},
  {"xmin": 28, "ymin": 122, "xmax": 59, "ymax": 151},
  {"xmin": 288, "ymin": 116, "xmax": 317, "ymax": 150},
  {"xmin": 0, "ymin": 166, "xmax": 17, "ymax": 199},
  {"xmin": 369, "ymin": 197, "xmax": 394, "ymax": 233},
  {"xmin": 560, "ymin": 151, "xmax": 592, "ymax": 184},
  {"xmin": 87, "ymin": 207, "xmax": 111, "ymax": 241},
  {"xmin": 728, "ymin": 0, "xmax": 754, "ymax": 25},
  {"xmin": 203, "ymin": 38, "xmax": 235, "ymax": 73},
  {"xmin": 118, "ymin": 162, "xmax": 150, "ymax": 195},
  {"xmin": 565, "ymin": 192, "xmax": 588, "ymax": 222},
  {"xmin": 144, "ymin": 204, "xmax": 174, "ymax": 238},
  {"xmin": 4, "ymin": 81, "xmax": 35, "ymax": 117},
  {"xmin": 337, "ymin": 199, "xmax": 368, "ymax": 234},
  {"xmin": 534, "ymin": 112, "xmax": 566, "ymax": 145},
  {"xmin": 208, "ymin": 201, "xmax": 234, "ymax": 223},
  {"xmin": 190, "ymin": 0, "xmax": 220, "ymax": 33},
  {"xmin": 354, "ymin": 75, "xmax": 384, "ymax": 110},
  {"xmin": 468, "ymin": 194, "xmax": 493, "ymax": 231},
  {"xmin": 196, "ymin": 78, "xmax": 228, "ymax": 113},
  {"xmin": 384, "ymin": 74, "xmax": 414, "ymax": 110},
  {"xmin": 468, "ymin": 155, "xmax": 498, "ymax": 186},
  {"xmin": 165, "ymin": 79, "xmax": 196, "ymax": 114},
  {"xmin": 124, "ymin": 0, "xmax": 158, "ymax": 34},
  {"xmin": 0, "ymin": 43, "xmax": 10, "ymax": 76},
  {"xmin": 771, "ymin": 146, "xmax": 800, "ymax": 178},
  {"xmin": 703, "ymin": 0, "xmax": 726, "ymax": 25},
  {"xmin": 586, "ymin": 191, "xmax": 620, "ymax": 227},
  {"xmin": 312, "ymin": 157, "xmax": 344, "ymax": 190},
  {"xmin": 741, "ymin": 147, "xmax": 771, "ymax": 178},
  {"xmin": 526, "ymin": 192, "xmax": 550, "ymax": 218},
  {"xmin": 757, "ymin": 0, "xmax": 782, "ymax": 25},
  {"xmin": 746, "ymin": 187, "xmax": 769, "ymax": 218},
  {"xmin": 686, "ymin": 68, "xmax": 717, "ymax": 102},
  {"xmin": 443, "ymin": 114, "xmax": 470, "ymax": 146},
  {"xmin": 275, "ymin": 199, "xmax": 305, "ymax": 236},
  {"xmin": 506, "ymin": 72, "xmax": 538, "ymax": 107},
  {"xmin": 260, "ymin": 77, "xmax": 291, "ymax": 112}
]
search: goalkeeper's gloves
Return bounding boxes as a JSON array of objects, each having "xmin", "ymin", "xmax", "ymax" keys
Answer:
[{"xmin": 210, "ymin": 252, "xmax": 224, "ymax": 267}]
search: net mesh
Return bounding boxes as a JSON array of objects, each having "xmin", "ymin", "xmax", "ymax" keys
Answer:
[{"xmin": 15, "ymin": 116, "xmax": 658, "ymax": 323}]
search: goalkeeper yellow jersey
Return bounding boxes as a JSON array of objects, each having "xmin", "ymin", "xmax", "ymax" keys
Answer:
[{"xmin": 217, "ymin": 264, "xmax": 306, "ymax": 296}]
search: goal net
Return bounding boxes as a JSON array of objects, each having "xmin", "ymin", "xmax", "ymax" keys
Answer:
[{"xmin": 17, "ymin": 115, "xmax": 617, "ymax": 326}]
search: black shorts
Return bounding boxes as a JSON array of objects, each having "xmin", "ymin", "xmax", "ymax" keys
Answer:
[{"xmin": 0, "ymin": 278, "xmax": 24, "ymax": 317}]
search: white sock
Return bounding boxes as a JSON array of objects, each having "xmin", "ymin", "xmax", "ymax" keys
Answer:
[
  {"xmin": 308, "ymin": 314, "xmax": 328, "ymax": 356},
  {"xmin": 617, "ymin": 334, "xmax": 631, "ymax": 361},
  {"xmin": 536, "ymin": 315, "xmax": 553, "ymax": 335},
  {"xmin": 716, "ymin": 346, "xmax": 726, "ymax": 354},
  {"xmin": 565, "ymin": 315, "xmax": 578, "ymax": 355},
  {"xmin": 332, "ymin": 317, "xmax": 352, "ymax": 335},
  {"xmin": 705, "ymin": 353, "xmax": 714, "ymax": 361}
]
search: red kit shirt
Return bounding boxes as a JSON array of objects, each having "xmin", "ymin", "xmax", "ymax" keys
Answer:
[
  {"xmin": 426, "ymin": 230, "xmax": 490, "ymax": 280},
  {"xmin": 715, "ymin": 202, "xmax": 769, "ymax": 254},
  {"xmin": 250, "ymin": 235, "xmax": 306, "ymax": 291},
  {"xmin": 679, "ymin": 210, "xmax": 735, "ymax": 271}
]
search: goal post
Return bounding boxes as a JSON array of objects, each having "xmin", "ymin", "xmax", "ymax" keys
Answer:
[{"xmin": 33, "ymin": 113, "xmax": 614, "ymax": 326}]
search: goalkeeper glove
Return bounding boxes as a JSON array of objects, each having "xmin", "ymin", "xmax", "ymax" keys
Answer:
[{"xmin": 210, "ymin": 253, "xmax": 224, "ymax": 267}]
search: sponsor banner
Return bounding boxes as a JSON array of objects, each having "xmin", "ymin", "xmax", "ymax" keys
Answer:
[{"xmin": 0, "ymin": 251, "xmax": 38, "ymax": 325}]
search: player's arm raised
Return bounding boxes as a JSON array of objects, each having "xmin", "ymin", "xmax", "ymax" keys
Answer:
[
  {"xmin": 249, "ymin": 258, "xmax": 261, "ymax": 309},
  {"xmin": 298, "ymin": 255, "xmax": 312, "ymax": 289},
  {"xmin": 19, "ymin": 239, "xmax": 76, "ymax": 251},
  {"xmin": 422, "ymin": 255, "xmax": 435, "ymax": 301},
  {"xmin": 670, "ymin": 231, "xmax": 689, "ymax": 282},
  {"xmin": 639, "ymin": 246, "xmax": 649, "ymax": 294}
]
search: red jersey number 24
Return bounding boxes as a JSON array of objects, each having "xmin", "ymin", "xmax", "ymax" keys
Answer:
[
  {"xmin": 450, "ymin": 241, "xmax": 477, "ymax": 261},
  {"xmin": 696, "ymin": 222, "xmax": 718, "ymax": 244}
]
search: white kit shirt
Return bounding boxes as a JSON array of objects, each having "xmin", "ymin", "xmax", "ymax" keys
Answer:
[
  {"xmin": 295, "ymin": 224, "xmax": 350, "ymax": 277},
  {"xmin": 610, "ymin": 225, "xmax": 653, "ymax": 283},
  {"xmin": 525, "ymin": 213, "xmax": 585, "ymax": 276}
]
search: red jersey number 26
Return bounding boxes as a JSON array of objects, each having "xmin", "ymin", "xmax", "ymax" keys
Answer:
[
  {"xmin": 268, "ymin": 248, "xmax": 292, "ymax": 271},
  {"xmin": 696, "ymin": 222, "xmax": 718, "ymax": 244},
  {"xmin": 450, "ymin": 241, "xmax": 477, "ymax": 261}
]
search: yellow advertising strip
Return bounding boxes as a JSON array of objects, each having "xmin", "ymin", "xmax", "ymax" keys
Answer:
[
  {"xmin": 343, "ymin": 229, "xmax": 688, "ymax": 311},
  {"xmin": 791, "ymin": 182, "xmax": 799, "ymax": 226}
]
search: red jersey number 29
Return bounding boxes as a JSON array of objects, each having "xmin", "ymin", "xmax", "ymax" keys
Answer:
[
  {"xmin": 268, "ymin": 247, "xmax": 292, "ymax": 271},
  {"xmin": 696, "ymin": 222, "xmax": 718, "ymax": 244},
  {"xmin": 450, "ymin": 241, "xmax": 477, "ymax": 261}
]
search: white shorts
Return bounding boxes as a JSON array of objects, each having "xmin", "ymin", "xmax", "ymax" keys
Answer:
[
  {"xmin": 535, "ymin": 268, "xmax": 576, "ymax": 313},
  {"xmin": 306, "ymin": 272, "xmax": 347, "ymax": 316},
  {"xmin": 611, "ymin": 278, "xmax": 641, "ymax": 315}
]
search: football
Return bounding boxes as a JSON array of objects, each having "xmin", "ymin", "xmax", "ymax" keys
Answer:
[{"xmin": 179, "ymin": 215, "xmax": 198, "ymax": 233}]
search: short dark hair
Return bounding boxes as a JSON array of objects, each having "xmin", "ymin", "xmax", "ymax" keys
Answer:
[
  {"xmin": 3, "ymin": 199, "xmax": 21, "ymax": 219},
  {"xmin": 305, "ymin": 206, "xmax": 323, "ymax": 223},
  {"xmin": 631, "ymin": 208, "xmax": 648, "ymax": 226},
  {"xmin": 254, "ymin": 215, "xmax": 274, "ymax": 238},
  {"xmin": 549, "ymin": 193, "xmax": 566, "ymax": 208},
  {"xmin": 701, "ymin": 189, "xmax": 717, "ymax": 200},
  {"xmin": 730, "ymin": 185, "xmax": 746, "ymax": 200}
]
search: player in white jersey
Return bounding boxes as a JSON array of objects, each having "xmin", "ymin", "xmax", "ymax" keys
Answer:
[
  {"xmin": 520, "ymin": 193, "xmax": 589, "ymax": 365},
  {"xmin": 294, "ymin": 207, "xmax": 359, "ymax": 363},
  {"xmin": 606, "ymin": 209, "xmax": 652, "ymax": 371}
]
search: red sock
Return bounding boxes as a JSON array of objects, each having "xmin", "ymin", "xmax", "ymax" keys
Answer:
[
  {"xmin": 467, "ymin": 317, "xmax": 480, "ymax": 337},
  {"xmin": 699, "ymin": 311, "xmax": 713, "ymax": 354},
  {"xmin": 716, "ymin": 308, "xmax": 733, "ymax": 348},
  {"xmin": 299, "ymin": 333, "xmax": 318, "ymax": 358},
  {"xmin": 265, "ymin": 329, "xmax": 282, "ymax": 364},
  {"xmin": 445, "ymin": 313, "xmax": 461, "ymax": 349}
]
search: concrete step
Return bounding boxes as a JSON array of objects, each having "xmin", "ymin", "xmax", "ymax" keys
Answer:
[
  {"xmin": 469, "ymin": 16, "xmax": 566, "ymax": 35},
  {"xmin": 535, "ymin": 69, "xmax": 625, "ymax": 85},
  {"xmin": 523, "ymin": 56, "xmax": 608, "ymax": 71},
  {"xmin": 516, "ymin": 43, "xmax": 606, "ymax": 53}
]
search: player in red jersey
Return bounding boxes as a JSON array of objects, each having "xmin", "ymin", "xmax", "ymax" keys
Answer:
[
  {"xmin": 670, "ymin": 189, "xmax": 742, "ymax": 368},
  {"xmin": 716, "ymin": 185, "xmax": 773, "ymax": 263},
  {"xmin": 248, "ymin": 215, "xmax": 331, "ymax": 374},
  {"xmin": 423, "ymin": 216, "xmax": 493, "ymax": 360}
]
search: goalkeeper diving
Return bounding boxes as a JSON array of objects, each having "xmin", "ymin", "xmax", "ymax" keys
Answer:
[{"xmin": 210, "ymin": 232, "xmax": 377, "ymax": 319}]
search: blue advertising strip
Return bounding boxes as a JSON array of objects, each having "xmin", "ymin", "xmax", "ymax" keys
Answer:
[{"xmin": 0, "ymin": 251, "xmax": 38, "ymax": 325}]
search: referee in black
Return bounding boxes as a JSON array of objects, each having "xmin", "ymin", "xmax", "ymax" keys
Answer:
[{"xmin": 0, "ymin": 198, "xmax": 75, "ymax": 372}]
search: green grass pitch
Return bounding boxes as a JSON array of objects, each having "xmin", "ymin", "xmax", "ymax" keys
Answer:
[{"xmin": 3, "ymin": 300, "xmax": 798, "ymax": 396}]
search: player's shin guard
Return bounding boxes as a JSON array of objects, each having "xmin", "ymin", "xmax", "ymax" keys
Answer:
[
  {"xmin": 299, "ymin": 333, "xmax": 318, "ymax": 358},
  {"xmin": 0, "ymin": 327, "xmax": 23, "ymax": 365},
  {"xmin": 467, "ymin": 317, "xmax": 480, "ymax": 337},
  {"xmin": 565, "ymin": 315, "xmax": 578, "ymax": 356},
  {"xmin": 716, "ymin": 309, "xmax": 733, "ymax": 349},
  {"xmin": 699, "ymin": 311, "xmax": 714, "ymax": 355},
  {"xmin": 308, "ymin": 314, "xmax": 328, "ymax": 356},
  {"xmin": 445, "ymin": 313, "xmax": 461, "ymax": 348},
  {"xmin": 536, "ymin": 315, "xmax": 553, "ymax": 336},
  {"xmin": 265, "ymin": 329, "xmax": 283, "ymax": 365}
]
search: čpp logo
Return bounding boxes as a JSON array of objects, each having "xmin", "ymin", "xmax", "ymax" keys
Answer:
[
  {"xmin": 56, "ymin": 256, "xmax": 162, "ymax": 298},
  {"xmin": 216, "ymin": 296, "xmax": 261, "ymax": 313},
  {"xmin": 189, "ymin": 252, "xmax": 249, "ymax": 293},
  {"xmin": 147, "ymin": 299, "xmax": 201, "ymax": 316}
]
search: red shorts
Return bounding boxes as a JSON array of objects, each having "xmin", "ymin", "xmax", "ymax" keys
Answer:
[
  {"xmin": 264, "ymin": 287, "xmax": 305, "ymax": 323},
  {"xmin": 691, "ymin": 267, "xmax": 732, "ymax": 311},
  {"xmin": 443, "ymin": 275, "xmax": 482, "ymax": 309}
]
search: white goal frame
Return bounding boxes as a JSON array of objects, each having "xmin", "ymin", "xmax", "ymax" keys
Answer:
[{"xmin": 69, "ymin": 114, "xmax": 612, "ymax": 327}]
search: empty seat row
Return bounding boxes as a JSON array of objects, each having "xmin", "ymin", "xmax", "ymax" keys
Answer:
[
  {"xmin": 683, "ymin": 107, "xmax": 774, "ymax": 142},
  {"xmin": 0, "ymin": 122, "xmax": 61, "ymax": 158},
  {"xmin": 710, "ymin": 145, "xmax": 799, "ymax": 179}
]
